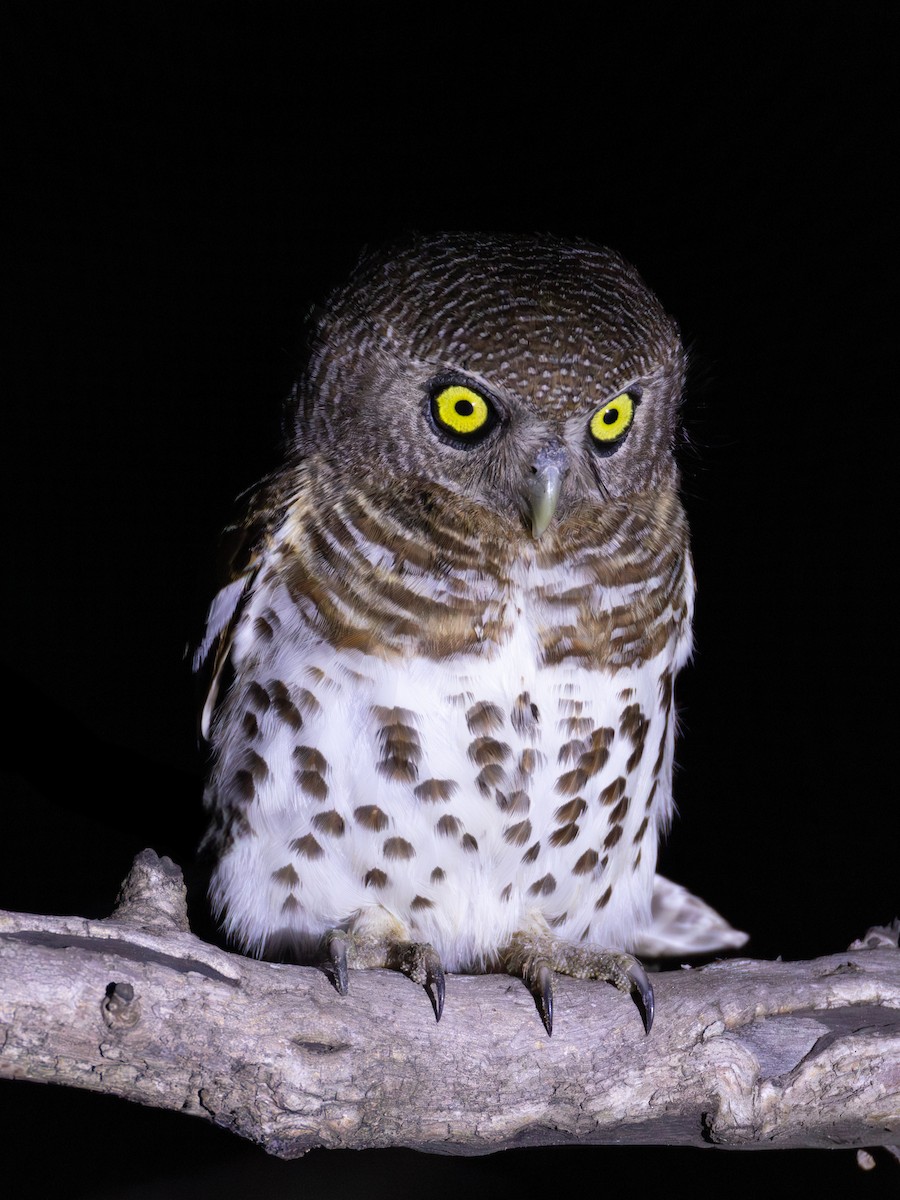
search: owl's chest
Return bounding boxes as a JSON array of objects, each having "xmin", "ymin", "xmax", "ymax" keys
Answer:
[
  {"xmin": 217, "ymin": 569, "xmax": 681, "ymax": 966},
  {"xmin": 237, "ymin": 576, "xmax": 674, "ymax": 850}
]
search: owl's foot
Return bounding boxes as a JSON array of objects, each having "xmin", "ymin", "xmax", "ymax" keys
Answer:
[
  {"xmin": 322, "ymin": 928, "xmax": 445, "ymax": 1022},
  {"xmin": 501, "ymin": 933, "xmax": 654, "ymax": 1037}
]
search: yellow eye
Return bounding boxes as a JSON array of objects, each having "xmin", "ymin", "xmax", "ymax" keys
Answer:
[
  {"xmin": 589, "ymin": 393, "xmax": 635, "ymax": 444},
  {"xmin": 431, "ymin": 385, "xmax": 494, "ymax": 439}
]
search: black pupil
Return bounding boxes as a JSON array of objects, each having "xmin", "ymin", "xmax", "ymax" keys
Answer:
[
  {"xmin": 454, "ymin": 399, "xmax": 475, "ymax": 416},
  {"xmin": 603, "ymin": 407, "xmax": 619, "ymax": 425}
]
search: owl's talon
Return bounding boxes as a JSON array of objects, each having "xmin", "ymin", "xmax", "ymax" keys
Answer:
[
  {"xmin": 382, "ymin": 939, "xmax": 446, "ymax": 1022},
  {"xmin": 425, "ymin": 955, "xmax": 446, "ymax": 1023},
  {"xmin": 324, "ymin": 929, "xmax": 350, "ymax": 996},
  {"xmin": 534, "ymin": 963, "xmax": 555, "ymax": 1036},
  {"xmin": 625, "ymin": 958, "xmax": 654, "ymax": 1035}
]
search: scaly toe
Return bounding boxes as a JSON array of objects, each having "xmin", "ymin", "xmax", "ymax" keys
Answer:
[{"xmin": 387, "ymin": 940, "xmax": 446, "ymax": 1022}]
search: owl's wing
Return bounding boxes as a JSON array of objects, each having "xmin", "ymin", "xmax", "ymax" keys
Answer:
[
  {"xmin": 194, "ymin": 475, "xmax": 290, "ymax": 741},
  {"xmin": 633, "ymin": 874, "xmax": 749, "ymax": 959}
]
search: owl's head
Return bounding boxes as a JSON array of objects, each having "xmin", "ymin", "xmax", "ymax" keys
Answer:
[{"xmin": 293, "ymin": 233, "xmax": 684, "ymax": 541}]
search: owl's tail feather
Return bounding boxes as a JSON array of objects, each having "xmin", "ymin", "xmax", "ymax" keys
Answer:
[{"xmin": 634, "ymin": 875, "xmax": 749, "ymax": 959}]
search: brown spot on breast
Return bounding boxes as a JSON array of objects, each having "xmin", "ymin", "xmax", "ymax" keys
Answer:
[
  {"xmin": 384, "ymin": 837, "xmax": 415, "ymax": 860},
  {"xmin": 500, "ymin": 883, "xmax": 512, "ymax": 902},
  {"xmin": 291, "ymin": 834, "xmax": 324, "ymax": 859},
  {"xmin": 592, "ymin": 727, "xmax": 615, "ymax": 751},
  {"xmin": 559, "ymin": 716, "xmax": 593, "ymax": 736},
  {"xmin": 573, "ymin": 849, "xmax": 599, "ymax": 875},
  {"xmin": 548, "ymin": 912, "xmax": 568, "ymax": 928},
  {"xmin": 557, "ymin": 698, "xmax": 585, "ymax": 716},
  {"xmin": 293, "ymin": 745, "xmax": 328, "ymax": 773},
  {"xmin": 578, "ymin": 745, "xmax": 611, "ymax": 778},
  {"xmin": 620, "ymin": 703, "xmax": 649, "ymax": 771},
  {"xmin": 518, "ymin": 748, "xmax": 545, "ymax": 777},
  {"xmin": 658, "ymin": 669, "xmax": 673, "ymax": 712},
  {"xmin": 295, "ymin": 770, "xmax": 328, "ymax": 801},
  {"xmin": 354, "ymin": 805, "xmax": 389, "ymax": 831},
  {"xmin": 243, "ymin": 750, "xmax": 269, "ymax": 782},
  {"xmin": 475, "ymin": 764, "xmax": 507, "ymax": 794},
  {"xmin": 498, "ymin": 789, "xmax": 531, "ymax": 814},
  {"xmin": 468, "ymin": 736, "xmax": 512, "ymax": 766},
  {"xmin": 632, "ymin": 849, "xmax": 643, "ymax": 869},
  {"xmin": 511, "ymin": 692, "xmax": 541, "ymax": 735},
  {"xmin": 411, "ymin": 895, "xmax": 434, "ymax": 911},
  {"xmin": 364, "ymin": 868, "xmax": 388, "ymax": 888},
  {"xmin": 246, "ymin": 682, "xmax": 271, "ymax": 713},
  {"xmin": 609, "ymin": 795, "xmax": 630, "ymax": 824},
  {"xmin": 377, "ymin": 721, "xmax": 421, "ymax": 783},
  {"xmin": 554, "ymin": 797, "xmax": 587, "ymax": 823},
  {"xmin": 633, "ymin": 815, "xmax": 650, "ymax": 844},
  {"xmin": 267, "ymin": 681, "xmax": 304, "ymax": 731},
  {"xmin": 603, "ymin": 825, "xmax": 623, "ymax": 849},
  {"xmin": 557, "ymin": 738, "xmax": 586, "ymax": 765},
  {"xmin": 528, "ymin": 873, "xmax": 557, "ymax": 896},
  {"xmin": 503, "ymin": 819, "xmax": 532, "ymax": 846},
  {"xmin": 281, "ymin": 894, "xmax": 299, "ymax": 913},
  {"xmin": 556, "ymin": 766, "xmax": 588, "ymax": 795},
  {"xmin": 436, "ymin": 815, "xmax": 462, "ymax": 837},
  {"xmin": 241, "ymin": 711, "xmax": 259, "ymax": 740},
  {"xmin": 253, "ymin": 615, "xmax": 275, "ymax": 642},
  {"xmin": 461, "ymin": 833, "xmax": 479, "ymax": 853},
  {"xmin": 618, "ymin": 687, "xmax": 635, "ymax": 702},
  {"xmin": 232, "ymin": 770, "xmax": 256, "ymax": 803},
  {"xmin": 377, "ymin": 758, "xmax": 418, "ymax": 783},
  {"xmin": 465, "ymin": 701, "xmax": 505, "ymax": 734},
  {"xmin": 595, "ymin": 885, "xmax": 613, "ymax": 909},
  {"xmin": 644, "ymin": 779, "xmax": 659, "ymax": 811},
  {"xmin": 522, "ymin": 841, "xmax": 541, "ymax": 864},
  {"xmin": 549, "ymin": 822, "xmax": 580, "ymax": 847},
  {"xmin": 298, "ymin": 688, "xmax": 323, "ymax": 715},
  {"xmin": 414, "ymin": 778, "xmax": 458, "ymax": 803},
  {"xmin": 312, "ymin": 810, "xmax": 345, "ymax": 837},
  {"xmin": 653, "ymin": 717, "xmax": 670, "ymax": 777},
  {"xmin": 271, "ymin": 864, "xmax": 299, "ymax": 887},
  {"xmin": 430, "ymin": 867, "xmax": 446, "ymax": 883},
  {"xmin": 599, "ymin": 776, "xmax": 627, "ymax": 806},
  {"xmin": 372, "ymin": 705, "xmax": 418, "ymax": 726}
]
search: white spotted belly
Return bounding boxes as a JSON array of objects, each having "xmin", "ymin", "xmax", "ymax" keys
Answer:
[{"xmin": 208, "ymin": 615, "xmax": 678, "ymax": 971}]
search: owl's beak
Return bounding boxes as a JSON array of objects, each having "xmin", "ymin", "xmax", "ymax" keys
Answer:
[{"xmin": 528, "ymin": 443, "xmax": 568, "ymax": 539}]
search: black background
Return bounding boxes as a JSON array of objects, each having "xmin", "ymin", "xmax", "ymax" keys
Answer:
[{"xmin": 3, "ymin": 4, "xmax": 898, "ymax": 1196}]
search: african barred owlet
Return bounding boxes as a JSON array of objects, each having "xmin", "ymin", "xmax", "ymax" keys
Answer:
[{"xmin": 196, "ymin": 232, "xmax": 744, "ymax": 1036}]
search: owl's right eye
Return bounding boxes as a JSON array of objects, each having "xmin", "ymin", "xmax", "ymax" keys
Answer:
[{"xmin": 430, "ymin": 384, "xmax": 497, "ymax": 443}]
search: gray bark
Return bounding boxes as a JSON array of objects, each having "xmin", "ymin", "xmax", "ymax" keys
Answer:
[{"xmin": 0, "ymin": 850, "xmax": 898, "ymax": 1159}]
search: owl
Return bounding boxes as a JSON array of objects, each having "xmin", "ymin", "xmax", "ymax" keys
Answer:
[{"xmin": 196, "ymin": 232, "xmax": 701, "ymax": 1036}]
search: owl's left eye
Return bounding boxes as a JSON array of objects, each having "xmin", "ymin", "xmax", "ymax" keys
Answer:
[
  {"xmin": 589, "ymin": 392, "xmax": 637, "ymax": 447},
  {"xmin": 430, "ymin": 384, "xmax": 496, "ymax": 442}
]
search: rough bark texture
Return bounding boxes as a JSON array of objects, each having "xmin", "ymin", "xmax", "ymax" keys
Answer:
[{"xmin": 0, "ymin": 850, "xmax": 898, "ymax": 1159}]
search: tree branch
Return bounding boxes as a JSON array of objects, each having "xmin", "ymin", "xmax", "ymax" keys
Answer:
[{"xmin": 1, "ymin": 850, "xmax": 898, "ymax": 1159}]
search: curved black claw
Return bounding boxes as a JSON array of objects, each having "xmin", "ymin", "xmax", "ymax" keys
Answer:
[
  {"xmin": 424, "ymin": 953, "xmax": 446, "ymax": 1023},
  {"xmin": 534, "ymin": 963, "xmax": 555, "ymax": 1037},
  {"xmin": 325, "ymin": 930, "xmax": 350, "ymax": 996},
  {"xmin": 626, "ymin": 958, "xmax": 654, "ymax": 1034}
]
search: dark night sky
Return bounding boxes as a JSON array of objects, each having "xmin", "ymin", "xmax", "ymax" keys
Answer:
[{"xmin": 2, "ymin": 5, "xmax": 897, "ymax": 1196}]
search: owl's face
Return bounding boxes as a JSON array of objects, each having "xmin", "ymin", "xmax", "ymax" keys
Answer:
[{"xmin": 295, "ymin": 233, "xmax": 684, "ymax": 540}]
